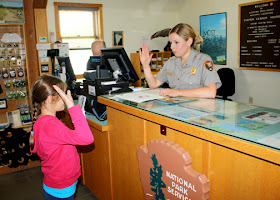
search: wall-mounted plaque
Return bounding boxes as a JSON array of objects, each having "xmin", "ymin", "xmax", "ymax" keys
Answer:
[{"xmin": 239, "ymin": 0, "xmax": 280, "ymax": 71}]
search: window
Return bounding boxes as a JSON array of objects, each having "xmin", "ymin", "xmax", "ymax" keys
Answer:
[{"xmin": 54, "ymin": 3, "xmax": 103, "ymax": 78}]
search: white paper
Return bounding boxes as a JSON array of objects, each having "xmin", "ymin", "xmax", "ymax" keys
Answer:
[
  {"xmin": 39, "ymin": 37, "xmax": 47, "ymax": 43},
  {"xmin": 40, "ymin": 57, "xmax": 49, "ymax": 63},
  {"xmin": 78, "ymin": 95, "xmax": 87, "ymax": 116},
  {"xmin": 116, "ymin": 91, "xmax": 163, "ymax": 103},
  {"xmin": 38, "ymin": 50, "xmax": 47, "ymax": 58},
  {"xmin": 54, "ymin": 43, "xmax": 69, "ymax": 57},
  {"xmin": 36, "ymin": 43, "xmax": 51, "ymax": 50}
]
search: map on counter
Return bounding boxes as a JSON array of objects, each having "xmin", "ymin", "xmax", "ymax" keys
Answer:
[
  {"xmin": 237, "ymin": 120, "xmax": 268, "ymax": 130},
  {"xmin": 188, "ymin": 116, "xmax": 222, "ymax": 126},
  {"xmin": 243, "ymin": 111, "xmax": 280, "ymax": 125}
]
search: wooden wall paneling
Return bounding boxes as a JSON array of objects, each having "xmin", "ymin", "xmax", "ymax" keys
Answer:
[
  {"xmin": 53, "ymin": 3, "xmax": 61, "ymax": 42},
  {"xmin": 23, "ymin": 0, "xmax": 40, "ymax": 87},
  {"xmin": 33, "ymin": 7, "xmax": 51, "ymax": 76},
  {"xmin": 130, "ymin": 53, "xmax": 141, "ymax": 87},
  {"xmin": 33, "ymin": 0, "xmax": 48, "ymax": 9},
  {"xmin": 33, "ymin": 8, "xmax": 48, "ymax": 43}
]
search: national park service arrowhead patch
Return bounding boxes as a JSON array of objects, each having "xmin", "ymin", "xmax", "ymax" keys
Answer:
[
  {"xmin": 203, "ymin": 61, "xmax": 214, "ymax": 71},
  {"xmin": 137, "ymin": 139, "xmax": 210, "ymax": 200}
]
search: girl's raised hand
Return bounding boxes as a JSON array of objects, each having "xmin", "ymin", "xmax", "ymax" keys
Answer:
[
  {"xmin": 139, "ymin": 43, "xmax": 153, "ymax": 68},
  {"xmin": 53, "ymin": 85, "xmax": 74, "ymax": 109}
]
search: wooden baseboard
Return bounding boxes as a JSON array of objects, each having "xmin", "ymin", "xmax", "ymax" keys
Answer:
[{"xmin": 0, "ymin": 160, "xmax": 41, "ymax": 175}]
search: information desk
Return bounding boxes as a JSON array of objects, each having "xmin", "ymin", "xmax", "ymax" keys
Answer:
[{"xmin": 97, "ymin": 91, "xmax": 280, "ymax": 200}]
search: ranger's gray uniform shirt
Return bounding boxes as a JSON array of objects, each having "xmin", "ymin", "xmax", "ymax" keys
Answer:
[{"xmin": 156, "ymin": 49, "xmax": 222, "ymax": 89}]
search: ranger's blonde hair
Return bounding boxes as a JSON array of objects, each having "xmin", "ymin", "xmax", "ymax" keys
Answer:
[{"xmin": 170, "ymin": 23, "xmax": 203, "ymax": 50}]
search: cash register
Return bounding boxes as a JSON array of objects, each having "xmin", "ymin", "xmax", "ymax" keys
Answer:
[{"xmin": 83, "ymin": 47, "xmax": 139, "ymax": 120}]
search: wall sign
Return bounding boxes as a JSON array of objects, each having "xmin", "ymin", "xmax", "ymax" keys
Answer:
[
  {"xmin": 137, "ymin": 139, "xmax": 210, "ymax": 200},
  {"xmin": 200, "ymin": 12, "xmax": 227, "ymax": 65},
  {"xmin": 239, "ymin": 0, "xmax": 280, "ymax": 71}
]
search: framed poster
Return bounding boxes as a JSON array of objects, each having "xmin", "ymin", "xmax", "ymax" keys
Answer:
[
  {"xmin": 200, "ymin": 12, "xmax": 227, "ymax": 65},
  {"xmin": 239, "ymin": 0, "xmax": 280, "ymax": 71},
  {"xmin": 0, "ymin": 1, "xmax": 24, "ymax": 23},
  {"xmin": 112, "ymin": 31, "xmax": 123, "ymax": 47}
]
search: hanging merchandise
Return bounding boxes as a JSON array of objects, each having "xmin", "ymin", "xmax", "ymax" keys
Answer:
[
  {"xmin": 11, "ymin": 56, "xmax": 17, "ymax": 66},
  {"xmin": 7, "ymin": 44, "xmax": 12, "ymax": 55},
  {"xmin": 19, "ymin": 89, "xmax": 26, "ymax": 99},
  {"xmin": 17, "ymin": 66, "xmax": 24, "ymax": 77},
  {"xmin": 0, "ymin": 56, "xmax": 4, "ymax": 67},
  {"xmin": 16, "ymin": 55, "xmax": 22, "ymax": 66},
  {"xmin": 2, "ymin": 68, "xmax": 9, "ymax": 79},
  {"xmin": 19, "ymin": 78, "xmax": 25, "ymax": 87},
  {"xmin": 13, "ymin": 43, "xmax": 19, "ymax": 55},
  {"xmin": 0, "ymin": 44, "xmax": 5, "ymax": 55},
  {"xmin": 13, "ymin": 78, "xmax": 19, "ymax": 88},
  {"xmin": 1, "ymin": 33, "xmax": 22, "ymax": 43},
  {"xmin": 4, "ymin": 79, "xmax": 12, "ymax": 89},
  {"xmin": 6, "ymin": 90, "xmax": 13, "ymax": 100},
  {"xmin": 9, "ymin": 67, "xmax": 16, "ymax": 78},
  {"xmin": 4, "ymin": 56, "xmax": 10, "ymax": 67},
  {"xmin": 13, "ymin": 89, "xmax": 19, "ymax": 99}
]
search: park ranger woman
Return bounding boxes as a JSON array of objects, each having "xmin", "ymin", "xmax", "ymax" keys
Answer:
[{"xmin": 139, "ymin": 23, "xmax": 221, "ymax": 98}]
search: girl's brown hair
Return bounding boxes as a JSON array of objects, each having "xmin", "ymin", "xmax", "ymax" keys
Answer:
[
  {"xmin": 31, "ymin": 74, "xmax": 66, "ymax": 117},
  {"xmin": 30, "ymin": 74, "xmax": 66, "ymax": 149},
  {"xmin": 170, "ymin": 23, "xmax": 203, "ymax": 50}
]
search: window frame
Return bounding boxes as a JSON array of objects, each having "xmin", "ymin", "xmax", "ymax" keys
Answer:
[{"xmin": 54, "ymin": 2, "xmax": 104, "ymax": 78}]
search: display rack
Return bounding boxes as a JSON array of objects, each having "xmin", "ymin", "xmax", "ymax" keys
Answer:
[
  {"xmin": 0, "ymin": 24, "xmax": 31, "ymax": 125},
  {"xmin": 130, "ymin": 51, "xmax": 172, "ymax": 77}
]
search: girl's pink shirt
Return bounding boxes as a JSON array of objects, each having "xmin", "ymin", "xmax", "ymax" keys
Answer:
[{"xmin": 31, "ymin": 105, "xmax": 94, "ymax": 189}]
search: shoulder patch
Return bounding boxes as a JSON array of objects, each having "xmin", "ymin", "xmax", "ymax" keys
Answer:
[{"xmin": 203, "ymin": 61, "xmax": 213, "ymax": 71}]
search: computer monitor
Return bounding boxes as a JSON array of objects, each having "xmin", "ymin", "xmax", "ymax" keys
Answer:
[
  {"xmin": 101, "ymin": 47, "xmax": 139, "ymax": 83},
  {"xmin": 57, "ymin": 57, "xmax": 76, "ymax": 89}
]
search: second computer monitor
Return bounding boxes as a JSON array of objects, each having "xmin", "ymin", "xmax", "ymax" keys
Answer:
[{"xmin": 101, "ymin": 47, "xmax": 139, "ymax": 83}]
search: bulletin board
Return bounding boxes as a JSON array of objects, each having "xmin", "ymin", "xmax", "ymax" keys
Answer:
[
  {"xmin": 239, "ymin": 0, "xmax": 280, "ymax": 71},
  {"xmin": 0, "ymin": 24, "xmax": 31, "ymax": 124}
]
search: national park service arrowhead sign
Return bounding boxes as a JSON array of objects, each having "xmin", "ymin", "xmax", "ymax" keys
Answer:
[{"xmin": 137, "ymin": 139, "xmax": 210, "ymax": 200}]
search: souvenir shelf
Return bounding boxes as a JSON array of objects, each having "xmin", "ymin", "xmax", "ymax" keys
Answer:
[
  {"xmin": 130, "ymin": 51, "xmax": 172, "ymax": 87},
  {"xmin": 0, "ymin": 24, "xmax": 31, "ymax": 125},
  {"xmin": 0, "ymin": 24, "xmax": 38, "ymax": 174}
]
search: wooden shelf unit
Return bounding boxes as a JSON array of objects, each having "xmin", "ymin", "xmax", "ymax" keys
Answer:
[
  {"xmin": 0, "ymin": 23, "xmax": 31, "ymax": 124},
  {"xmin": 130, "ymin": 51, "xmax": 172, "ymax": 79}
]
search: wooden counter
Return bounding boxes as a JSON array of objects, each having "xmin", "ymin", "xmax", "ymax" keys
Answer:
[{"xmin": 95, "ymin": 92, "xmax": 280, "ymax": 200}]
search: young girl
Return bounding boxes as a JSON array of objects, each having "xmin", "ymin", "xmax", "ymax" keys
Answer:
[{"xmin": 30, "ymin": 74, "xmax": 94, "ymax": 200}]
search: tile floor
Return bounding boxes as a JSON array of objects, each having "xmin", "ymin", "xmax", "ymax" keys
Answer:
[{"xmin": 0, "ymin": 166, "xmax": 98, "ymax": 200}]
